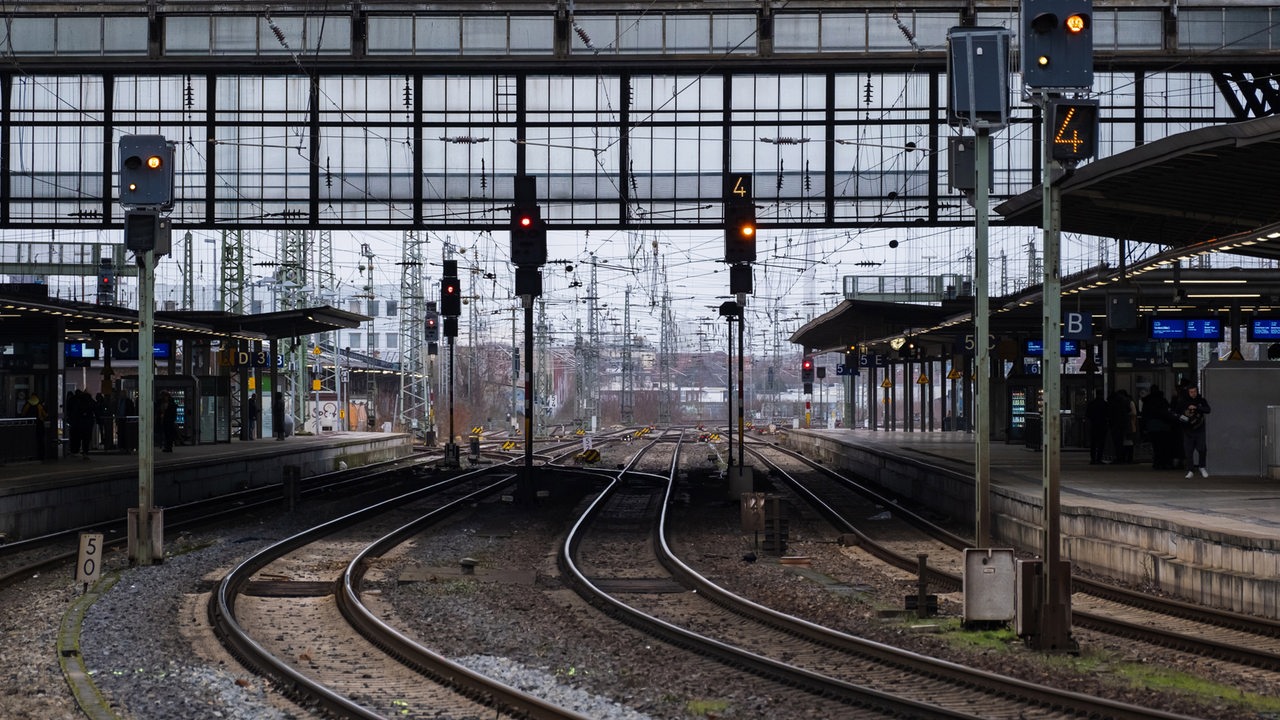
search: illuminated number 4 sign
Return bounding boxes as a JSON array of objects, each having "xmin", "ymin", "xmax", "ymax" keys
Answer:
[{"xmin": 1049, "ymin": 98, "xmax": 1099, "ymax": 162}]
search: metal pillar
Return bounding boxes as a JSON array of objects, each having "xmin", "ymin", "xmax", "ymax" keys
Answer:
[
  {"xmin": 974, "ymin": 128, "xmax": 993, "ymax": 548},
  {"xmin": 1035, "ymin": 103, "xmax": 1075, "ymax": 653},
  {"xmin": 133, "ymin": 249, "xmax": 157, "ymax": 565}
]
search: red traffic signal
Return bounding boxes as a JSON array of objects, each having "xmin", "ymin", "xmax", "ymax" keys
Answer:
[
  {"xmin": 801, "ymin": 356, "xmax": 815, "ymax": 383},
  {"xmin": 440, "ymin": 276, "xmax": 462, "ymax": 316}
]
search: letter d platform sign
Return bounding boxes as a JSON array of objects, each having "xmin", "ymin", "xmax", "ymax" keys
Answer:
[{"xmin": 1063, "ymin": 311, "xmax": 1091, "ymax": 340}]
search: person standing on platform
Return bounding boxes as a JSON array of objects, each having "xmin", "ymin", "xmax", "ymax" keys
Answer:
[
  {"xmin": 19, "ymin": 392, "xmax": 47, "ymax": 461},
  {"xmin": 1177, "ymin": 383, "xmax": 1212, "ymax": 478},
  {"xmin": 95, "ymin": 391, "xmax": 114, "ymax": 451},
  {"xmin": 116, "ymin": 393, "xmax": 136, "ymax": 454},
  {"xmin": 71, "ymin": 388, "xmax": 95, "ymax": 458},
  {"xmin": 160, "ymin": 391, "xmax": 178, "ymax": 452},
  {"xmin": 273, "ymin": 392, "xmax": 286, "ymax": 441},
  {"xmin": 1108, "ymin": 389, "xmax": 1137, "ymax": 463},
  {"xmin": 1085, "ymin": 389, "xmax": 1109, "ymax": 465},
  {"xmin": 245, "ymin": 393, "xmax": 258, "ymax": 440},
  {"xmin": 1141, "ymin": 386, "xmax": 1174, "ymax": 469}
]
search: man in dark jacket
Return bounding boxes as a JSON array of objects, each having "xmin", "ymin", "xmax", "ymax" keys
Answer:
[
  {"xmin": 1140, "ymin": 387, "xmax": 1174, "ymax": 469},
  {"xmin": 1177, "ymin": 384, "xmax": 1211, "ymax": 478},
  {"xmin": 1085, "ymin": 389, "xmax": 1109, "ymax": 464}
]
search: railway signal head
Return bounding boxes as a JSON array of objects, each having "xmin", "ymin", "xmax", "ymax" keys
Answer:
[
  {"xmin": 724, "ymin": 174, "xmax": 757, "ymax": 264},
  {"xmin": 511, "ymin": 175, "xmax": 547, "ymax": 267},
  {"xmin": 441, "ymin": 276, "xmax": 462, "ymax": 317},
  {"xmin": 801, "ymin": 356, "xmax": 815, "ymax": 383},
  {"xmin": 1021, "ymin": 0, "xmax": 1093, "ymax": 92},
  {"xmin": 424, "ymin": 310, "xmax": 440, "ymax": 342},
  {"xmin": 119, "ymin": 135, "xmax": 175, "ymax": 209}
]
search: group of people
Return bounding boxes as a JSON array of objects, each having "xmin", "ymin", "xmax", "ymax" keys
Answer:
[{"xmin": 1086, "ymin": 380, "xmax": 1212, "ymax": 478}]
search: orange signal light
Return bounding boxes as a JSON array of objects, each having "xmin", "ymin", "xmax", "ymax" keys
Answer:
[
  {"xmin": 1065, "ymin": 14, "xmax": 1087, "ymax": 33},
  {"xmin": 145, "ymin": 155, "xmax": 163, "ymax": 170}
]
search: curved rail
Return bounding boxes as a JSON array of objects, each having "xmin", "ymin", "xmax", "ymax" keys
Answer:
[
  {"xmin": 208, "ymin": 458, "xmax": 588, "ymax": 717},
  {"xmin": 749, "ymin": 440, "xmax": 1280, "ymax": 670}
]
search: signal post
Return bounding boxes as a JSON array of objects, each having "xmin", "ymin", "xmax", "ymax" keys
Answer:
[
  {"xmin": 1020, "ymin": 0, "xmax": 1096, "ymax": 652},
  {"xmin": 724, "ymin": 173, "xmax": 755, "ymax": 495},
  {"xmin": 120, "ymin": 134, "xmax": 175, "ymax": 566},
  {"xmin": 510, "ymin": 175, "xmax": 547, "ymax": 502}
]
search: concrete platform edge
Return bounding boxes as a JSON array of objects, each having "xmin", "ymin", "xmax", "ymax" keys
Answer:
[{"xmin": 780, "ymin": 430, "xmax": 1280, "ymax": 618}]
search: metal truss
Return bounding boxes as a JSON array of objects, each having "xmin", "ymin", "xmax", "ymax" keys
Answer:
[{"xmin": 2, "ymin": 53, "xmax": 1277, "ymax": 234}]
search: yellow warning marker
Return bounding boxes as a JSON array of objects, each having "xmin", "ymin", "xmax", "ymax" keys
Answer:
[
  {"xmin": 917, "ymin": 373, "xmax": 929, "ymax": 385},
  {"xmin": 947, "ymin": 368, "xmax": 962, "ymax": 380},
  {"xmin": 880, "ymin": 378, "xmax": 893, "ymax": 389}
]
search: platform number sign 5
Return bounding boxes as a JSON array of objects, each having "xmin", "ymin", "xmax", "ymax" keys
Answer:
[{"xmin": 76, "ymin": 532, "xmax": 104, "ymax": 588}]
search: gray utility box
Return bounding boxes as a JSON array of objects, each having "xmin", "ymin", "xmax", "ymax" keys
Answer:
[
  {"xmin": 1015, "ymin": 558, "xmax": 1073, "ymax": 638},
  {"xmin": 963, "ymin": 548, "xmax": 1016, "ymax": 623}
]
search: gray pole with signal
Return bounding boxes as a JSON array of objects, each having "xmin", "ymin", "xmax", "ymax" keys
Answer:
[{"xmin": 120, "ymin": 134, "xmax": 175, "ymax": 566}]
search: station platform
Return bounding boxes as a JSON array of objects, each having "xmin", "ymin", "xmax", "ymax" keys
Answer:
[
  {"xmin": 0, "ymin": 431, "xmax": 413, "ymax": 542},
  {"xmin": 778, "ymin": 428, "xmax": 1280, "ymax": 618}
]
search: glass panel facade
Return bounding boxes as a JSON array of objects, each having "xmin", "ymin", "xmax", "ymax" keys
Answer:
[
  {"xmin": 59, "ymin": 17, "xmax": 103, "ymax": 55},
  {"xmin": 368, "ymin": 17, "xmax": 414, "ymax": 53},
  {"xmin": 462, "ymin": 15, "xmax": 508, "ymax": 54},
  {"xmin": 509, "ymin": 16, "xmax": 553, "ymax": 53},
  {"xmin": 418, "ymin": 16, "xmax": 462, "ymax": 54},
  {"xmin": 104, "ymin": 17, "xmax": 149, "ymax": 54},
  {"xmin": 166, "ymin": 17, "xmax": 211, "ymax": 53},
  {"xmin": 8, "ymin": 18, "xmax": 55, "ymax": 54}
]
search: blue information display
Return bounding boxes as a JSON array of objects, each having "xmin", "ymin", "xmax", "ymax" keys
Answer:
[
  {"xmin": 1185, "ymin": 318, "xmax": 1222, "ymax": 341},
  {"xmin": 1150, "ymin": 317, "xmax": 1222, "ymax": 341},
  {"xmin": 65, "ymin": 341, "xmax": 98, "ymax": 358},
  {"xmin": 1023, "ymin": 339, "xmax": 1081, "ymax": 357},
  {"xmin": 1249, "ymin": 318, "xmax": 1280, "ymax": 342}
]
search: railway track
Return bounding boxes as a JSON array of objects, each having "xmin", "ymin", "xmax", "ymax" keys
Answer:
[
  {"xmin": 747, "ymin": 440, "xmax": 1280, "ymax": 674},
  {"xmin": 209, "ymin": 459, "xmax": 602, "ymax": 719},
  {"xmin": 562, "ymin": 433, "xmax": 1192, "ymax": 719}
]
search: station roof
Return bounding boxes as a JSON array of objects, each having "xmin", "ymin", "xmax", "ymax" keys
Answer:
[
  {"xmin": 996, "ymin": 113, "xmax": 1280, "ymax": 260},
  {"xmin": 160, "ymin": 307, "xmax": 369, "ymax": 341},
  {"xmin": 1, "ymin": 286, "xmax": 368, "ymax": 342},
  {"xmin": 793, "ymin": 114, "xmax": 1280, "ymax": 355}
]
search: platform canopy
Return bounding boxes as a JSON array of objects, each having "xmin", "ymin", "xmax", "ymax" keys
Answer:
[{"xmin": 996, "ymin": 114, "xmax": 1280, "ymax": 261}]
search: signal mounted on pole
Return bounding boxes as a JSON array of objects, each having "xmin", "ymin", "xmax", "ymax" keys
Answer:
[
  {"xmin": 1020, "ymin": 0, "xmax": 1093, "ymax": 92},
  {"xmin": 801, "ymin": 355, "xmax": 815, "ymax": 384},
  {"xmin": 441, "ymin": 259, "xmax": 462, "ymax": 317},
  {"xmin": 724, "ymin": 173, "xmax": 757, "ymax": 264},
  {"xmin": 510, "ymin": 175, "xmax": 547, "ymax": 268},
  {"xmin": 119, "ymin": 135, "xmax": 176, "ymax": 210},
  {"xmin": 424, "ymin": 301, "xmax": 440, "ymax": 343}
]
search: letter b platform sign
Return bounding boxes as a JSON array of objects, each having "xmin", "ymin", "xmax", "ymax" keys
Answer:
[{"xmin": 1063, "ymin": 311, "xmax": 1091, "ymax": 340}]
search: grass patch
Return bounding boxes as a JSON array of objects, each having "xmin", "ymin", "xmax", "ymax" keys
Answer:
[
  {"xmin": 923, "ymin": 618, "xmax": 1280, "ymax": 715},
  {"xmin": 686, "ymin": 698, "xmax": 730, "ymax": 716},
  {"xmin": 1051, "ymin": 654, "xmax": 1280, "ymax": 714}
]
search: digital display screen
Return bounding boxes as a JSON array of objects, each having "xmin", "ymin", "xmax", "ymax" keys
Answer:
[
  {"xmin": 1184, "ymin": 318, "xmax": 1222, "ymax": 341},
  {"xmin": 1249, "ymin": 319, "xmax": 1280, "ymax": 342},
  {"xmin": 1150, "ymin": 318, "xmax": 1186, "ymax": 339},
  {"xmin": 1150, "ymin": 317, "xmax": 1221, "ymax": 341},
  {"xmin": 1025, "ymin": 339, "xmax": 1081, "ymax": 357},
  {"xmin": 65, "ymin": 342, "xmax": 97, "ymax": 359},
  {"xmin": 153, "ymin": 341, "xmax": 171, "ymax": 359}
]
